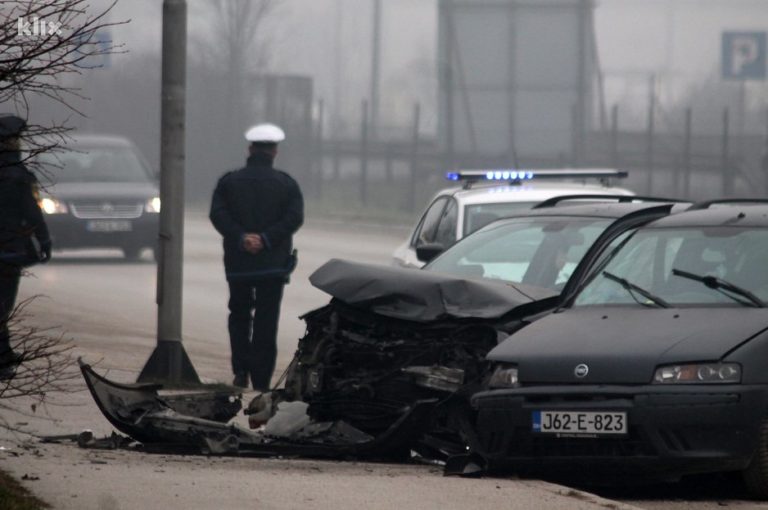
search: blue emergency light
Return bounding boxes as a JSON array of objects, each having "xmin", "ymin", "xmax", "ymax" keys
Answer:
[{"xmin": 446, "ymin": 168, "xmax": 628, "ymax": 188}]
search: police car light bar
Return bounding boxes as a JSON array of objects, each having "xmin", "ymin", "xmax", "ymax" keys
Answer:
[{"xmin": 446, "ymin": 168, "xmax": 628, "ymax": 183}]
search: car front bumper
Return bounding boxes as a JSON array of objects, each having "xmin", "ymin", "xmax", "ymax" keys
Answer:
[
  {"xmin": 45, "ymin": 213, "xmax": 159, "ymax": 250},
  {"xmin": 470, "ymin": 384, "xmax": 768, "ymax": 477}
]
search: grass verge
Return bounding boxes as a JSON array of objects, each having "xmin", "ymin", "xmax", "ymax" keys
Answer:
[{"xmin": 0, "ymin": 469, "xmax": 49, "ymax": 510}]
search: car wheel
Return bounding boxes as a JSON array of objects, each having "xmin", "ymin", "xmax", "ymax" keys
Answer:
[
  {"xmin": 743, "ymin": 420, "xmax": 768, "ymax": 499},
  {"xmin": 122, "ymin": 245, "xmax": 144, "ymax": 261}
]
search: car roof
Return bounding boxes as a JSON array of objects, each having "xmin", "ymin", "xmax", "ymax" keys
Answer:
[
  {"xmin": 482, "ymin": 201, "xmax": 686, "ymax": 224},
  {"xmin": 646, "ymin": 204, "xmax": 768, "ymax": 229},
  {"xmin": 437, "ymin": 181, "xmax": 634, "ymax": 206}
]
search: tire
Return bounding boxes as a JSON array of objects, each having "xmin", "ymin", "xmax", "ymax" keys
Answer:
[
  {"xmin": 121, "ymin": 245, "xmax": 144, "ymax": 261},
  {"xmin": 743, "ymin": 420, "xmax": 768, "ymax": 499}
]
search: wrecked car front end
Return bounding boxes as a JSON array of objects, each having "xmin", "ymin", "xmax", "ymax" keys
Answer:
[{"xmin": 277, "ymin": 259, "xmax": 558, "ymax": 455}]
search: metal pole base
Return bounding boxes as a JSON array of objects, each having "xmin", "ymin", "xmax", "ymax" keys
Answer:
[{"xmin": 137, "ymin": 340, "xmax": 200, "ymax": 386}]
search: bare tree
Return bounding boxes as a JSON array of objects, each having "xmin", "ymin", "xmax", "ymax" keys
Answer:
[
  {"xmin": 192, "ymin": 0, "xmax": 280, "ymax": 135},
  {"xmin": 0, "ymin": 298, "xmax": 78, "ymax": 431},
  {"xmin": 0, "ymin": 0, "xmax": 123, "ymax": 419},
  {"xmin": 1, "ymin": 0, "xmax": 124, "ymax": 161}
]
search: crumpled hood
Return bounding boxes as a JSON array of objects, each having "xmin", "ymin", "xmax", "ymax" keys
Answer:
[
  {"xmin": 46, "ymin": 182, "xmax": 158, "ymax": 201},
  {"xmin": 488, "ymin": 307, "xmax": 768, "ymax": 384},
  {"xmin": 309, "ymin": 259, "xmax": 558, "ymax": 322}
]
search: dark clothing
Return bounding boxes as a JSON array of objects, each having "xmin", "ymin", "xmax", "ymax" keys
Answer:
[
  {"xmin": 0, "ymin": 267, "xmax": 20, "ymax": 358},
  {"xmin": 210, "ymin": 152, "xmax": 304, "ymax": 282},
  {"xmin": 210, "ymin": 152, "xmax": 303, "ymax": 389},
  {"xmin": 227, "ymin": 278, "xmax": 284, "ymax": 390},
  {"xmin": 0, "ymin": 150, "xmax": 51, "ymax": 356}
]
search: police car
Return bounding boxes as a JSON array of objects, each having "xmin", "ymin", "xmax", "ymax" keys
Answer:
[{"xmin": 392, "ymin": 169, "xmax": 634, "ymax": 268}]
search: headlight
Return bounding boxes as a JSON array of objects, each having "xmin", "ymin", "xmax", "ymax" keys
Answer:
[
  {"xmin": 488, "ymin": 365, "xmax": 519, "ymax": 389},
  {"xmin": 653, "ymin": 362, "xmax": 741, "ymax": 384},
  {"xmin": 40, "ymin": 197, "xmax": 68, "ymax": 214},
  {"xmin": 145, "ymin": 197, "xmax": 161, "ymax": 213}
]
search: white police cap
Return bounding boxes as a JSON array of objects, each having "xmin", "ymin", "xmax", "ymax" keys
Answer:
[{"xmin": 244, "ymin": 123, "xmax": 286, "ymax": 143}]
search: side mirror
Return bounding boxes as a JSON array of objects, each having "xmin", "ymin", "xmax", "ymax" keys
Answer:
[{"xmin": 416, "ymin": 243, "xmax": 444, "ymax": 263}]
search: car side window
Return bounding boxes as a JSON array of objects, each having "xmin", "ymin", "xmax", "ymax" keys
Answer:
[
  {"xmin": 434, "ymin": 198, "xmax": 458, "ymax": 247},
  {"xmin": 412, "ymin": 197, "xmax": 448, "ymax": 247}
]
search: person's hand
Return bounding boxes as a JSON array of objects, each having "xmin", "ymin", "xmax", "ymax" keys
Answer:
[{"xmin": 243, "ymin": 233, "xmax": 263, "ymax": 254}]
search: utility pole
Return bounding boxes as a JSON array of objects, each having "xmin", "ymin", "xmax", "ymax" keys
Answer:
[
  {"xmin": 138, "ymin": 0, "xmax": 199, "ymax": 385},
  {"xmin": 370, "ymin": 0, "xmax": 382, "ymax": 139}
]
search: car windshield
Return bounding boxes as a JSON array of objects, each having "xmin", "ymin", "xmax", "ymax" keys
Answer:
[
  {"xmin": 426, "ymin": 216, "xmax": 611, "ymax": 290},
  {"xmin": 463, "ymin": 202, "xmax": 538, "ymax": 235},
  {"xmin": 37, "ymin": 145, "xmax": 153, "ymax": 183},
  {"xmin": 575, "ymin": 226, "xmax": 768, "ymax": 307}
]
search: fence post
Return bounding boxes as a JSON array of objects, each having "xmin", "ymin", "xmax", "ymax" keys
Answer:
[
  {"xmin": 315, "ymin": 99, "xmax": 325, "ymax": 200},
  {"xmin": 610, "ymin": 104, "xmax": 619, "ymax": 169},
  {"xmin": 408, "ymin": 103, "xmax": 421, "ymax": 213},
  {"xmin": 722, "ymin": 107, "xmax": 732, "ymax": 197},
  {"xmin": 360, "ymin": 99, "xmax": 369, "ymax": 206},
  {"xmin": 682, "ymin": 108, "xmax": 692, "ymax": 199},
  {"xmin": 645, "ymin": 75, "xmax": 656, "ymax": 194}
]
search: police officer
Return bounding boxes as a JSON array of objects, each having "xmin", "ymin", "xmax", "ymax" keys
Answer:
[
  {"xmin": 0, "ymin": 114, "xmax": 52, "ymax": 380},
  {"xmin": 210, "ymin": 123, "xmax": 304, "ymax": 391}
]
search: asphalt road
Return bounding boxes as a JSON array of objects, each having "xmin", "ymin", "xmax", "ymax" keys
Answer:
[{"xmin": 0, "ymin": 213, "xmax": 765, "ymax": 509}]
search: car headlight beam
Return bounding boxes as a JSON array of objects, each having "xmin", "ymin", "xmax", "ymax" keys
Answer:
[
  {"xmin": 653, "ymin": 362, "xmax": 741, "ymax": 384},
  {"xmin": 145, "ymin": 197, "xmax": 161, "ymax": 213},
  {"xmin": 40, "ymin": 197, "xmax": 67, "ymax": 214},
  {"xmin": 488, "ymin": 365, "xmax": 519, "ymax": 389}
]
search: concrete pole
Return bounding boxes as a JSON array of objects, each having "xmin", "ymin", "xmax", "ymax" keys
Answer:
[{"xmin": 139, "ymin": 0, "xmax": 199, "ymax": 385}]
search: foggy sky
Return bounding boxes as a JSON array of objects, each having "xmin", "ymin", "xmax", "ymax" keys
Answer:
[{"xmin": 97, "ymin": 0, "xmax": 768, "ymax": 135}]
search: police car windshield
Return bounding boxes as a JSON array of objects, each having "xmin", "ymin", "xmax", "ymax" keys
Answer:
[
  {"xmin": 426, "ymin": 216, "xmax": 611, "ymax": 290},
  {"xmin": 37, "ymin": 146, "xmax": 154, "ymax": 184},
  {"xmin": 464, "ymin": 202, "xmax": 538, "ymax": 235}
]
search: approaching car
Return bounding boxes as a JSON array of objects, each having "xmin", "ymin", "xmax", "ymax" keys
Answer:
[
  {"xmin": 38, "ymin": 135, "xmax": 160, "ymax": 260},
  {"xmin": 392, "ymin": 168, "xmax": 634, "ymax": 268},
  {"xmin": 36, "ymin": 134, "xmax": 160, "ymax": 260},
  {"xmin": 278, "ymin": 199, "xmax": 686, "ymax": 456},
  {"xmin": 472, "ymin": 202, "xmax": 768, "ymax": 496}
]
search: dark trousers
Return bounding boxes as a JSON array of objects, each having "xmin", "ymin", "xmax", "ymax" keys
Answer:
[
  {"xmin": 0, "ymin": 266, "xmax": 21, "ymax": 356},
  {"xmin": 227, "ymin": 278, "xmax": 284, "ymax": 390}
]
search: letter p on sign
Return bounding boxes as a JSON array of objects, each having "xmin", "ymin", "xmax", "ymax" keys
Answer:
[{"xmin": 722, "ymin": 32, "xmax": 766, "ymax": 81}]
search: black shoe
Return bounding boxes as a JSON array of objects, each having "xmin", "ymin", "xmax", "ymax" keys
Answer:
[{"xmin": 232, "ymin": 372, "xmax": 249, "ymax": 388}]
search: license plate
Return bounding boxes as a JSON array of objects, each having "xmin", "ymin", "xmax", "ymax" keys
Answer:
[
  {"xmin": 86, "ymin": 220, "xmax": 132, "ymax": 232},
  {"xmin": 532, "ymin": 410, "xmax": 627, "ymax": 436}
]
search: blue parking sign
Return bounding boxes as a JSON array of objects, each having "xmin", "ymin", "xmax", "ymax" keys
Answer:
[{"xmin": 722, "ymin": 32, "xmax": 766, "ymax": 80}]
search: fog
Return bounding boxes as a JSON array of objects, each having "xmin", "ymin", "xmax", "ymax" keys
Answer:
[{"xmin": 26, "ymin": 0, "xmax": 768, "ymax": 204}]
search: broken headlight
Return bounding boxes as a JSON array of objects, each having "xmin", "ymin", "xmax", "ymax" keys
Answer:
[
  {"xmin": 488, "ymin": 364, "xmax": 519, "ymax": 389},
  {"xmin": 653, "ymin": 362, "xmax": 741, "ymax": 384}
]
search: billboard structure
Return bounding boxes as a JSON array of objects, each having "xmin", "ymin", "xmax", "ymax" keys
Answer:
[{"xmin": 438, "ymin": 0, "xmax": 596, "ymax": 166}]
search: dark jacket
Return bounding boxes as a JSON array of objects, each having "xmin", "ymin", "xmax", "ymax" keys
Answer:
[
  {"xmin": 0, "ymin": 151, "xmax": 51, "ymax": 267},
  {"xmin": 210, "ymin": 153, "xmax": 304, "ymax": 281}
]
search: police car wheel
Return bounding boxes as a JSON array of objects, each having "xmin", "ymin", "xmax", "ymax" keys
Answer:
[{"xmin": 121, "ymin": 245, "xmax": 144, "ymax": 261}]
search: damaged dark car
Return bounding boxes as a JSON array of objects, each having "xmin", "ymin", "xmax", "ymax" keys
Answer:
[{"xmin": 272, "ymin": 200, "xmax": 688, "ymax": 458}]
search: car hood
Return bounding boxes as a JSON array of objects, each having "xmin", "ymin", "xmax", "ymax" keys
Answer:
[
  {"xmin": 46, "ymin": 182, "xmax": 158, "ymax": 200},
  {"xmin": 309, "ymin": 258, "xmax": 558, "ymax": 322},
  {"xmin": 488, "ymin": 307, "xmax": 768, "ymax": 384}
]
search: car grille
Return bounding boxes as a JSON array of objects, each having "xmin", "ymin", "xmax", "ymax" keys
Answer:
[
  {"xmin": 501, "ymin": 426, "xmax": 656, "ymax": 457},
  {"xmin": 70, "ymin": 202, "xmax": 144, "ymax": 219}
]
